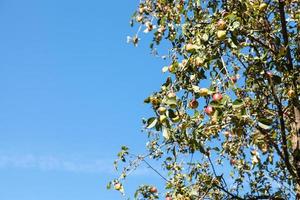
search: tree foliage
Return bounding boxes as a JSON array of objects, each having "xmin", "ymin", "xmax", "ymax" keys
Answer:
[{"xmin": 110, "ymin": 0, "xmax": 300, "ymax": 199}]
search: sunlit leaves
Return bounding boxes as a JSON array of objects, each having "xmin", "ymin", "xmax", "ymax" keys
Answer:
[{"xmin": 110, "ymin": 0, "xmax": 300, "ymax": 199}]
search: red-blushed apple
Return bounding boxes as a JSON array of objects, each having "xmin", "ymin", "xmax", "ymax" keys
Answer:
[
  {"xmin": 189, "ymin": 99, "xmax": 199, "ymax": 109},
  {"xmin": 114, "ymin": 183, "xmax": 122, "ymax": 190},
  {"xmin": 165, "ymin": 196, "xmax": 172, "ymax": 200},
  {"xmin": 217, "ymin": 19, "xmax": 226, "ymax": 30},
  {"xmin": 205, "ymin": 106, "xmax": 214, "ymax": 115},
  {"xmin": 230, "ymin": 159, "xmax": 236, "ymax": 165},
  {"xmin": 150, "ymin": 186, "xmax": 158, "ymax": 193},
  {"xmin": 212, "ymin": 93, "xmax": 223, "ymax": 102}
]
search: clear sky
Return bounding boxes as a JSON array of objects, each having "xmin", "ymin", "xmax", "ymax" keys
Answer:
[{"xmin": 0, "ymin": 0, "xmax": 168, "ymax": 199}]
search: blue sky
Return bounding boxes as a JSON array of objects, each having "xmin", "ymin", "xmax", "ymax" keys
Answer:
[{"xmin": 0, "ymin": 0, "xmax": 168, "ymax": 199}]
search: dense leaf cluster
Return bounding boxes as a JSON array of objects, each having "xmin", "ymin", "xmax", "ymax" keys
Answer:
[{"xmin": 111, "ymin": 0, "xmax": 300, "ymax": 199}]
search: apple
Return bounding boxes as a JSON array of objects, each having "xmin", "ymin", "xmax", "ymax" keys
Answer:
[
  {"xmin": 189, "ymin": 99, "xmax": 199, "ymax": 109},
  {"xmin": 158, "ymin": 107, "xmax": 167, "ymax": 114},
  {"xmin": 217, "ymin": 19, "xmax": 226, "ymax": 30},
  {"xmin": 165, "ymin": 196, "xmax": 172, "ymax": 200},
  {"xmin": 114, "ymin": 183, "xmax": 122, "ymax": 190},
  {"xmin": 150, "ymin": 187, "xmax": 158, "ymax": 193},
  {"xmin": 199, "ymin": 88, "xmax": 209, "ymax": 96},
  {"xmin": 212, "ymin": 93, "xmax": 223, "ymax": 102},
  {"xmin": 217, "ymin": 30, "xmax": 227, "ymax": 40},
  {"xmin": 205, "ymin": 106, "xmax": 214, "ymax": 115},
  {"xmin": 230, "ymin": 159, "xmax": 236, "ymax": 165}
]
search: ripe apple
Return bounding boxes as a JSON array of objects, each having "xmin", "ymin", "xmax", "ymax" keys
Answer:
[
  {"xmin": 199, "ymin": 88, "xmax": 209, "ymax": 96},
  {"xmin": 114, "ymin": 183, "xmax": 122, "ymax": 190},
  {"xmin": 217, "ymin": 19, "xmax": 226, "ymax": 30},
  {"xmin": 205, "ymin": 106, "xmax": 214, "ymax": 115},
  {"xmin": 217, "ymin": 30, "xmax": 227, "ymax": 40},
  {"xmin": 150, "ymin": 186, "xmax": 158, "ymax": 193},
  {"xmin": 212, "ymin": 93, "xmax": 223, "ymax": 102},
  {"xmin": 189, "ymin": 99, "xmax": 199, "ymax": 109},
  {"xmin": 230, "ymin": 159, "xmax": 236, "ymax": 165},
  {"xmin": 165, "ymin": 196, "xmax": 172, "ymax": 200}
]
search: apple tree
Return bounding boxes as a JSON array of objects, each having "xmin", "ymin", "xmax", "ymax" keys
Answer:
[{"xmin": 109, "ymin": 0, "xmax": 300, "ymax": 199}]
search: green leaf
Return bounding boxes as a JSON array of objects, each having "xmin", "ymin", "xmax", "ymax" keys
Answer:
[
  {"xmin": 147, "ymin": 117, "xmax": 157, "ymax": 129},
  {"xmin": 258, "ymin": 118, "xmax": 272, "ymax": 130},
  {"xmin": 258, "ymin": 122, "xmax": 272, "ymax": 130},
  {"xmin": 162, "ymin": 127, "xmax": 170, "ymax": 140},
  {"xmin": 231, "ymin": 21, "xmax": 240, "ymax": 30},
  {"xmin": 166, "ymin": 109, "xmax": 176, "ymax": 118},
  {"xmin": 106, "ymin": 182, "xmax": 112, "ymax": 190},
  {"xmin": 232, "ymin": 99, "xmax": 244, "ymax": 108},
  {"xmin": 272, "ymin": 75, "xmax": 281, "ymax": 85},
  {"xmin": 209, "ymin": 101, "xmax": 224, "ymax": 108},
  {"xmin": 162, "ymin": 66, "xmax": 169, "ymax": 73}
]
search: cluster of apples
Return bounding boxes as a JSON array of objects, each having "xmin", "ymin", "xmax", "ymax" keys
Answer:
[{"xmin": 188, "ymin": 91, "xmax": 223, "ymax": 116}]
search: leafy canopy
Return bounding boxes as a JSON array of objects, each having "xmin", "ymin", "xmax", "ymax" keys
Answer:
[{"xmin": 110, "ymin": 0, "xmax": 300, "ymax": 199}]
